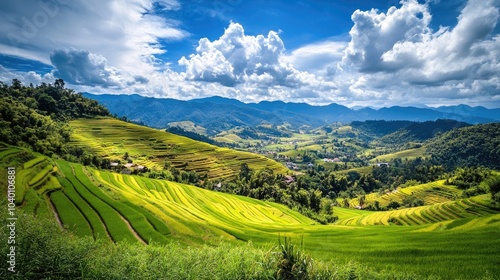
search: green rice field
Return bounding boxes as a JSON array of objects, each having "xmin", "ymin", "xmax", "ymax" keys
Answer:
[
  {"xmin": 2, "ymin": 146, "xmax": 500, "ymax": 279},
  {"xmin": 69, "ymin": 118, "xmax": 288, "ymax": 179}
]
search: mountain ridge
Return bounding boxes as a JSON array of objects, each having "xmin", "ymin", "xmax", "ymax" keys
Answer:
[{"xmin": 83, "ymin": 93, "xmax": 499, "ymax": 134}]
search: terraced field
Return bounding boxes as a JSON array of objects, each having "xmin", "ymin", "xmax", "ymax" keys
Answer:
[
  {"xmin": 91, "ymin": 166, "xmax": 315, "ymax": 243},
  {"xmin": 370, "ymin": 146, "xmax": 427, "ymax": 163},
  {"xmin": 343, "ymin": 180, "xmax": 461, "ymax": 208},
  {"xmin": 69, "ymin": 118, "xmax": 288, "ymax": 179},
  {"xmin": 336, "ymin": 195, "xmax": 498, "ymax": 226},
  {"xmin": 2, "ymin": 143, "xmax": 500, "ymax": 279},
  {"xmin": 0, "ymin": 146, "xmax": 61, "ymax": 216}
]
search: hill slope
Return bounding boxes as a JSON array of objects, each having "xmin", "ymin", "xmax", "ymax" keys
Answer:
[
  {"xmin": 427, "ymin": 122, "xmax": 500, "ymax": 170},
  {"xmin": 3, "ymin": 145, "xmax": 500, "ymax": 279},
  {"xmin": 83, "ymin": 93, "xmax": 499, "ymax": 133},
  {"xmin": 69, "ymin": 117, "xmax": 288, "ymax": 179},
  {"xmin": 379, "ymin": 119, "xmax": 471, "ymax": 145}
]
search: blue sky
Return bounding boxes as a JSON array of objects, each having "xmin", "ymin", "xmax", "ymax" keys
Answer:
[{"xmin": 1, "ymin": 0, "xmax": 499, "ymax": 108}]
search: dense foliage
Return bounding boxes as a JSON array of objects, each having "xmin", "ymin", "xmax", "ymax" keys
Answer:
[
  {"xmin": 427, "ymin": 123, "xmax": 500, "ymax": 170},
  {"xmin": 379, "ymin": 119, "xmax": 470, "ymax": 145},
  {"xmin": 350, "ymin": 120, "xmax": 414, "ymax": 136},
  {"xmin": 201, "ymin": 157, "xmax": 448, "ymax": 223},
  {"xmin": 0, "ymin": 79, "xmax": 109, "ymax": 156}
]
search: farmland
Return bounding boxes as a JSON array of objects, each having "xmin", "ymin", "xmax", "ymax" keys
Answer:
[
  {"xmin": 341, "ymin": 180, "xmax": 462, "ymax": 209},
  {"xmin": 2, "ymin": 145, "xmax": 500, "ymax": 279},
  {"xmin": 69, "ymin": 117, "xmax": 288, "ymax": 179}
]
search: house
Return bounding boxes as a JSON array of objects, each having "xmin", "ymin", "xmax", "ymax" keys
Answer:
[
  {"xmin": 284, "ymin": 175, "xmax": 295, "ymax": 184},
  {"xmin": 285, "ymin": 162, "xmax": 299, "ymax": 170},
  {"xmin": 377, "ymin": 163, "xmax": 390, "ymax": 167},
  {"xmin": 110, "ymin": 162, "xmax": 119, "ymax": 168},
  {"xmin": 135, "ymin": 165, "xmax": 146, "ymax": 171},
  {"xmin": 124, "ymin": 163, "xmax": 136, "ymax": 169}
]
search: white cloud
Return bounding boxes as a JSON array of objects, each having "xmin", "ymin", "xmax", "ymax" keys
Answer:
[
  {"xmin": 284, "ymin": 41, "xmax": 346, "ymax": 75},
  {"xmin": 179, "ymin": 22, "xmax": 314, "ymax": 88},
  {"xmin": 0, "ymin": 0, "xmax": 499, "ymax": 108},
  {"xmin": 0, "ymin": 0, "xmax": 187, "ymax": 76},
  {"xmin": 0, "ymin": 64, "xmax": 54, "ymax": 85},
  {"xmin": 332, "ymin": 0, "xmax": 500, "ymax": 107}
]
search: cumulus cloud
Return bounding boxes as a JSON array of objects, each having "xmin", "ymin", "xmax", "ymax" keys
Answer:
[
  {"xmin": 178, "ymin": 22, "xmax": 317, "ymax": 89},
  {"xmin": 334, "ymin": 0, "xmax": 500, "ymax": 106},
  {"xmin": 0, "ymin": 64, "xmax": 54, "ymax": 85},
  {"xmin": 284, "ymin": 41, "xmax": 346, "ymax": 75},
  {"xmin": 50, "ymin": 48, "xmax": 121, "ymax": 87},
  {"xmin": 342, "ymin": 0, "xmax": 433, "ymax": 72},
  {"xmin": 0, "ymin": 0, "xmax": 187, "ymax": 76}
]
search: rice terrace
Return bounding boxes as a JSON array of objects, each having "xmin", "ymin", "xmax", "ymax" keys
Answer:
[{"xmin": 2, "ymin": 0, "xmax": 500, "ymax": 279}]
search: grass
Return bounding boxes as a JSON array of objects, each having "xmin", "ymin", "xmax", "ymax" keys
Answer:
[
  {"xmin": 2, "ymin": 146, "xmax": 500, "ymax": 279},
  {"xmin": 72, "ymin": 164, "xmax": 170, "ymax": 244},
  {"xmin": 370, "ymin": 146, "xmax": 427, "ymax": 163},
  {"xmin": 57, "ymin": 176, "xmax": 111, "ymax": 241},
  {"xmin": 69, "ymin": 117, "xmax": 288, "ymax": 179},
  {"xmin": 342, "ymin": 180, "xmax": 462, "ymax": 209},
  {"xmin": 28, "ymin": 164, "xmax": 54, "ymax": 187},
  {"xmin": 335, "ymin": 198, "xmax": 500, "ymax": 226},
  {"xmin": 56, "ymin": 161, "xmax": 140, "ymax": 243},
  {"xmin": 50, "ymin": 190, "xmax": 93, "ymax": 237},
  {"xmin": 23, "ymin": 156, "xmax": 46, "ymax": 169}
]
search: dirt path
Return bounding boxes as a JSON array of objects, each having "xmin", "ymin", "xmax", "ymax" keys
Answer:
[
  {"xmin": 47, "ymin": 194, "xmax": 64, "ymax": 229},
  {"xmin": 119, "ymin": 215, "xmax": 147, "ymax": 245}
]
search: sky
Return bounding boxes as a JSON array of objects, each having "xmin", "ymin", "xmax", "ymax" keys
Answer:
[{"xmin": 0, "ymin": 0, "xmax": 499, "ymax": 108}]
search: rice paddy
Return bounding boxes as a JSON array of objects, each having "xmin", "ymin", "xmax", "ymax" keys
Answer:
[
  {"xmin": 69, "ymin": 117, "xmax": 288, "ymax": 179},
  {"xmin": 2, "ymin": 145, "xmax": 500, "ymax": 279}
]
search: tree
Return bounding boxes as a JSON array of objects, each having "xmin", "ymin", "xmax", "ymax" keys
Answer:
[{"xmin": 485, "ymin": 175, "xmax": 500, "ymax": 203}]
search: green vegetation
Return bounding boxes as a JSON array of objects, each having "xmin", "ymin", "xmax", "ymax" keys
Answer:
[
  {"xmin": 1, "ymin": 146, "xmax": 500, "ymax": 279},
  {"xmin": 370, "ymin": 146, "xmax": 426, "ymax": 163},
  {"xmin": 427, "ymin": 123, "xmax": 500, "ymax": 170},
  {"xmin": 69, "ymin": 117, "xmax": 287, "ymax": 179},
  {"xmin": 379, "ymin": 119, "xmax": 470, "ymax": 145},
  {"xmin": 1, "ymin": 80, "xmax": 500, "ymax": 279},
  {"xmin": 0, "ymin": 79, "xmax": 109, "ymax": 156}
]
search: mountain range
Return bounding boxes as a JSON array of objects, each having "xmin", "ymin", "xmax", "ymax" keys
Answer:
[{"xmin": 83, "ymin": 93, "xmax": 500, "ymax": 135}]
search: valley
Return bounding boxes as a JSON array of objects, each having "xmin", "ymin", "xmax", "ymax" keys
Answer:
[
  {"xmin": 3, "ymin": 145, "xmax": 500, "ymax": 279},
  {"xmin": 1, "ymin": 80, "xmax": 499, "ymax": 279}
]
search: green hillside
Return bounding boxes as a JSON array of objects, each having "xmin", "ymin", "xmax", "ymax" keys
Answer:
[
  {"xmin": 69, "ymin": 117, "xmax": 288, "ymax": 179},
  {"xmin": 336, "ymin": 195, "xmax": 497, "ymax": 226},
  {"xmin": 427, "ymin": 122, "xmax": 500, "ymax": 170},
  {"xmin": 3, "ymin": 146, "xmax": 500, "ymax": 279}
]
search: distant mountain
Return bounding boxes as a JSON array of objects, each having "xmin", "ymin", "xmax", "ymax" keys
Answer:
[
  {"xmin": 350, "ymin": 120, "xmax": 415, "ymax": 137},
  {"xmin": 379, "ymin": 119, "xmax": 471, "ymax": 145},
  {"xmin": 434, "ymin": 105, "xmax": 500, "ymax": 121},
  {"xmin": 83, "ymin": 93, "xmax": 499, "ymax": 134}
]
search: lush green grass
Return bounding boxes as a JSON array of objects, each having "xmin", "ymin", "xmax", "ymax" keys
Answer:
[
  {"xmin": 370, "ymin": 146, "xmax": 427, "ymax": 163},
  {"xmin": 72, "ymin": 164, "xmax": 170, "ymax": 244},
  {"xmin": 57, "ymin": 176, "xmax": 111, "ymax": 241},
  {"xmin": 2, "ymin": 147, "xmax": 500, "ymax": 279},
  {"xmin": 93, "ymin": 168, "xmax": 315, "ymax": 244},
  {"xmin": 50, "ymin": 190, "xmax": 93, "ymax": 237},
  {"xmin": 27, "ymin": 164, "xmax": 53, "ymax": 187},
  {"xmin": 343, "ymin": 180, "xmax": 462, "ymax": 209},
  {"xmin": 56, "ymin": 161, "xmax": 140, "ymax": 243},
  {"xmin": 23, "ymin": 156, "xmax": 46, "ymax": 169},
  {"xmin": 2, "ymin": 211, "xmax": 435, "ymax": 280},
  {"xmin": 69, "ymin": 117, "xmax": 288, "ymax": 179},
  {"xmin": 336, "ymin": 195, "xmax": 499, "ymax": 226}
]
